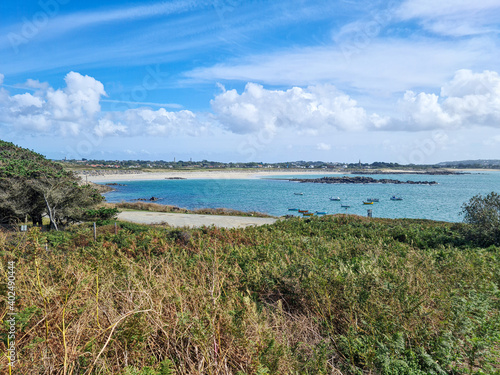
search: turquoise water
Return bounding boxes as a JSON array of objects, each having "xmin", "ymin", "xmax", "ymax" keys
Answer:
[{"xmin": 100, "ymin": 172, "xmax": 500, "ymax": 222}]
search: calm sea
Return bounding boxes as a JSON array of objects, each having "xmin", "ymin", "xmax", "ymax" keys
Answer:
[{"xmin": 100, "ymin": 172, "xmax": 500, "ymax": 222}]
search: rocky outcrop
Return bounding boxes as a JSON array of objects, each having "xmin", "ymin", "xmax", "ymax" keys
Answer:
[{"xmin": 288, "ymin": 176, "xmax": 438, "ymax": 185}]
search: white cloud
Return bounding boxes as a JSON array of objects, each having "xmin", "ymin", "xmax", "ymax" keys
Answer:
[
  {"xmin": 386, "ymin": 70, "xmax": 500, "ymax": 131},
  {"xmin": 94, "ymin": 117, "xmax": 127, "ymax": 137},
  {"xmin": 211, "ymin": 82, "xmax": 375, "ymax": 134},
  {"xmin": 186, "ymin": 38, "xmax": 494, "ymax": 97},
  {"xmin": 317, "ymin": 142, "xmax": 331, "ymax": 151},
  {"xmin": 0, "ymin": 71, "xmax": 107, "ymax": 136},
  {"xmin": 0, "ymin": 73, "xmax": 4, "ymax": 85},
  {"xmin": 0, "ymin": 71, "xmax": 212, "ymax": 139},
  {"xmin": 397, "ymin": 0, "xmax": 500, "ymax": 36},
  {"xmin": 122, "ymin": 107, "xmax": 207, "ymax": 137}
]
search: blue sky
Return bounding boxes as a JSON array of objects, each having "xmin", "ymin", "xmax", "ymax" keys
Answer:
[{"xmin": 1, "ymin": 0, "xmax": 500, "ymax": 163}]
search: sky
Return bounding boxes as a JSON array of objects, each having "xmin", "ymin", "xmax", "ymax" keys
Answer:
[{"xmin": 1, "ymin": 0, "xmax": 500, "ymax": 163}]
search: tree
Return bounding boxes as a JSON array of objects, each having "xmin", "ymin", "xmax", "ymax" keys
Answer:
[
  {"xmin": 0, "ymin": 140, "xmax": 103, "ymax": 229},
  {"xmin": 461, "ymin": 192, "xmax": 500, "ymax": 246}
]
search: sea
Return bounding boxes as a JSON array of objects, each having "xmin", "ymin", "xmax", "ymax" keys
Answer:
[{"xmin": 99, "ymin": 172, "xmax": 500, "ymax": 222}]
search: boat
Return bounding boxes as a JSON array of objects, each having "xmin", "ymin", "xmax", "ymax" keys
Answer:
[
  {"xmin": 302, "ymin": 213, "xmax": 314, "ymax": 216},
  {"xmin": 341, "ymin": 205, "xmax": 350, "ymax": 208},
  {"xmin": 294, "ymin": 192, "xmax": 304, "ymax": 195},
  {"xmin": 363, "ymin": 201, "xmax": 374, "ymax": 205},
  {"xmin": 298, "ymin": 209, "xmax": 309, "ymax": 213},
  {"xmin": 288, "ymin": 208, "xmax": 299, "ymax": 211},
  {"xmin": 315, "ymin": 211, "xmax": 327, "ymax": 215},
  {"xmin": 390, "ymin": 196, "xmax": 403, "ymax": 201},
  {"xmin": 330, "ymin": 197, "xmax": 341, "ymax": 201},
  {"xmin": 366, "ymin": 198, "xmax": 379, "ymax": 202}
]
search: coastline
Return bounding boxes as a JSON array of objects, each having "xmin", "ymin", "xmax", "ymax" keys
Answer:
[
  {"xmin": 81, "ymin": 169, "xmax": 345, "ymax": 183},
  {"xmin": 80, "ymin": 168, "xmax": 500, "ymax": 183}
]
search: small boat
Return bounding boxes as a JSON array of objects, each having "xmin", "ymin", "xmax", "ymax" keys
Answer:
[
  {"xmin": 390, "ymin": 196, "xmax": 403, "ymax": 201},
  {"xmin": 302, "ymin": 213, "xmax": 314, "ymax": 216},
  {"xmin": 315, "ymin": 211, "xmax": 327, "ymax": 215},
  {"xmin": 294, "ymin": 192, "xmax": 304, "ymax": 195},
  {"xmin": 298, "ymin": 209, "xmax": 309, "ymax": 213},
  {"xmin": 367, "ymin": 198, "xmax": 379, "ymax": 202},
  {"xmin": 288, "ymin": 208, "xmax": 299, "ymax": 211},
  {"xmin": 341, "ymin": 205, "xmax": 350, "ymax": 208},
  {"xmin": 363, "ymin": 201, "xmax": 374, "ymax": 205},
  {"xmin": 330, "ymin": 197, "xmax": 341, "ymax": 201}
]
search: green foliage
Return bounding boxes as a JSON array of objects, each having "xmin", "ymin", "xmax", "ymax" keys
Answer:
[
  {"xmin": 3, "ymin": 216, "xmax": 500, "ymax": 374},
  {"xmin": 0, "ymin": 139, "xmax": 103, "ymax": 227},
  {"xmin": 84, "ymin": 207, "xmax": 119, "ymax": 225},
  {"xmin": 462, "ymin": 192, "xmax": 500, "ymax": 246}
]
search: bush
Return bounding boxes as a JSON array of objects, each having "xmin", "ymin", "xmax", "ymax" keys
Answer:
[
  {"xmin": 461, "ymin": 192, "xmax": 500, "ymax": 246},
  {"xmin": 84, "ymin": 207, "xmax": 119, "ymax": 225}
]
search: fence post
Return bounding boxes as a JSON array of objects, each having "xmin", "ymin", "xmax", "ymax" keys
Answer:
[
  {"xmin": 114, "ymin": 222, "xmax": 118, "ymax": 235},
  {"xmin": 367, "ymin": 209, "xmax": 373, "ymax": 218},
  {"xmin": 93, "ymin": 222, "xmax": 97, "ymax": 241}
]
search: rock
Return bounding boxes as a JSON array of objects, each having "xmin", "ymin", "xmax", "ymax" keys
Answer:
[{"xmin": 288, "ymin": 176, "xmax": 438, "ymax": 185}]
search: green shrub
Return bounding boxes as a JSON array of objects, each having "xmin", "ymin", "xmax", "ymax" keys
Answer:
[{"xmin": 462, "ymin": 192, "xmax": 500, "ymax": 246}]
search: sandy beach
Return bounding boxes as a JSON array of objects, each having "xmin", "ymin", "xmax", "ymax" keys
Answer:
[
  {"xmin": 117, "ymin": 211, "xmax": 278, "ymax": 228},
  {"xmin": 82, "ymin": 169, "xmax": 345, "ymax": 183}
]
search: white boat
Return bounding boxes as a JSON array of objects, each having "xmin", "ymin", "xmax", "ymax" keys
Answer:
[
  {"xmin": 294, "ymin": 192, "xmax": 304, "ymax": 195},
  {"xmin": 390, "ymin": 196, "xmax": 403, "ymax": 201},
  {"xmin": 367, "ymin": 198, "xmax": 379, "ymax": 202},
  {"xmin": 330, "ymin": 197, "xmax": 341, "ymax": 201}
]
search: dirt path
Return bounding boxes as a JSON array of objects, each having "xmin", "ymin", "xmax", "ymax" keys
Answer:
[{"xmin": 117, "ymin": 211, "xmax": 278, "ymax": 229}]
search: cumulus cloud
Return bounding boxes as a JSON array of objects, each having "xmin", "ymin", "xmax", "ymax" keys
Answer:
[
  {"xmin": 0, "ymin": 73, "xmax": 4, "ymax": 85},
  {"xmin": 121, "ymin": 107, "xmax": 209, "ymax": 137},
  {"xmin": 0, "ymin": 71, "xmax": 107, "ymax": 136},
  {"xmin": 211, "ymin": 82, "xmax": 377, "ymax": 134},
  {"xmin": 0, "ymin": 71, "xmax": 207, "ymax": 138},
  {"xmin": 386, "ymin": 70, "xmax": 500, "ymax": 131}
]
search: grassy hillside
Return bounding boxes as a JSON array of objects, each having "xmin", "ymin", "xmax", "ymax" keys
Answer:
[{"xmin": 1, "ymin": 216, "xmax": 499, "ymax": 374}]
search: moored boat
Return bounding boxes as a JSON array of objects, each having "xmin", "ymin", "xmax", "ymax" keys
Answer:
[
  {"xmin": 294, "ymin": 192, "xmax": 304, "ymax": 195},
  {"xmin": 298, "ymin": 209, "xmax": 309, "ymax": 213},
  {"xmin": 363, "ymin": 201, "xmax": 374, "ymax": 205},
  {"xmin": 367, "ymin": 198, "xmax": 379, "ymax": 202},
  {"xmin": 288, "ymin": 208, "xmax": 299, "ymax": 211},
  {"xmin": 315, "ymin": 211, "xmax": 327, "ymax": 215},
  {"xmin": 302, "ymin": 213, "xmax": 314, "ymax": 216},
  {"xmin": 390, "ymin": 196, "xmax": 403, "ymax": 201},
  {"xmin": 330, "ymin": 197, "xmax": 341, "ymax": 201}
]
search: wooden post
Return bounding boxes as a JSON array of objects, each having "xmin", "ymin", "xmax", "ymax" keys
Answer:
[
  {"xmin": 367, "ymin": 209, "xmax": 372, "ymax": 218},
  {"xmin": 93, "ymin": 222, "xmax": 97, "ymax": 241},
  {"xmin": 114, "ymin": 222, "xmax": 118, "ymax": 235}
]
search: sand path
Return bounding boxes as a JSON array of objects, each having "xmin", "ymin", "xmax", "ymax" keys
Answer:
[{"xmin": 117, "ymin": 211, "xmax": 278, "ymax": 229}]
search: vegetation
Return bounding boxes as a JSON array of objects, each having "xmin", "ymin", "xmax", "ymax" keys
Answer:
[
  {"xmin": 461, "ymin": 192, "xmax": 500, "ymax": 246},
  {"xmin": 0, "ymin": 140, "xmax": 103, "ymax": 229},
  {"xmin": 1, "ymin": 215, "xmax": 499, "ymax": 374}
]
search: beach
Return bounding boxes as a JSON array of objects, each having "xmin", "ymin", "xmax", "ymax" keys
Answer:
[
  {"xmin": 81, "ymin": 169, "xmax": 345, "ymax": 183},
  {"xmin": 117, "ymin": 211, "xmax": 278, "ymax": 228}
]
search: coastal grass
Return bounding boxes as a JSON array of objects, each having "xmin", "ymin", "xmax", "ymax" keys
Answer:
[{"xmin": 1, "ymin": 215, "xmax": 500, "ymax": 374}]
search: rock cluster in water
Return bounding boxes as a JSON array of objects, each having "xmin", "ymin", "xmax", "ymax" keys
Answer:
[{"xmin": 289, "ymin": 176, "xmax": 438, "ymax": 185}]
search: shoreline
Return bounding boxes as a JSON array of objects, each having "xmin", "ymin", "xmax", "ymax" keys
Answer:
[
  {"xmin": 81, "ymin": 169, "xmax": 346, "ymax": 183},
  {"xmin": 80, "ymin": 168, "xmax": 500, "ymax": 183}
]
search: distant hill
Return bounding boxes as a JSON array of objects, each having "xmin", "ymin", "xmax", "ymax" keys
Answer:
[{"xmin": 437, "ymin": 159, "xmax": 500, "ymax": 168}]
